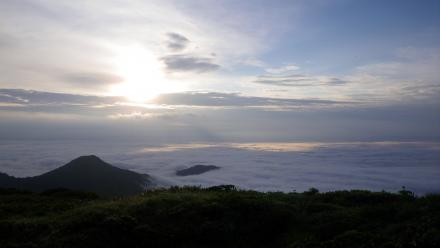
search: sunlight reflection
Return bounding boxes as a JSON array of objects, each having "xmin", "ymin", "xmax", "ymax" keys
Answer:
[
  {"xmin": 135, "ymin": 142, "xmax": 324, "ymax": 153},
  {"xmin": 134, "ymin": 141, "xmax": 440, "ymax": 153}
]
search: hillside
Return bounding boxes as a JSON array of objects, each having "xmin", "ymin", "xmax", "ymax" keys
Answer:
[
  {"xmin": 0, "ymin": 155, "xmax": 151, "ymax": 196},
  {"xmin": 0, "ymin": 186, "xmax": 439, "ymax": 248},
  {"xmin": 176, "ymin": 164, "xmax": 220, "ymax": 176}
]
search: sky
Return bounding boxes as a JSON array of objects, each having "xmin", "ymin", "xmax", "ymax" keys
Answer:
[{"xmin": 1, "ymin": 0, "xmax": 440, "ymax": 143}]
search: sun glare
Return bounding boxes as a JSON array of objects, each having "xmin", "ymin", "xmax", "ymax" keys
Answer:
[{"xmin": 110, "ymin": 46, "xmax": 182, "ymax": 102}]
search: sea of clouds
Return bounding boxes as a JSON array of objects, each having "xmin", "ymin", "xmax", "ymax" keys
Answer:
[{"xmin": 0, "ymin": 141, "xmax": 439, "ymax": 194}]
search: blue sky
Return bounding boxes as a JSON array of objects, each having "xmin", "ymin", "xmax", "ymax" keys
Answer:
[
  {"xmin": 0, "ymin": 0, "xmax": 439, "ymax": 142},
  {"xmin": 265, "ymin": 0, "xmax": 440, "ymax": 74}
]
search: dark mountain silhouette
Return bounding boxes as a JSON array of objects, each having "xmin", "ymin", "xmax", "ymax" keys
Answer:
[
  {"xmin": 0, "ymin": 155, "xmax": 150, "ymax": 196},
  {"xmin": 176, "ymin": 164, "xmax": 220, "ymax": 176}
]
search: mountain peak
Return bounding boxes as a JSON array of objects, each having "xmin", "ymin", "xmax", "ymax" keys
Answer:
[
  {"xmin": 66, "ymin": 155, "xmax": 108, "ymax": 168},
  {"xmin": 0, "ymin": 155, "xmax": 151, "ymax": 196},
  {"xmin": 73, "ymin": 155, "xmax": 102, "ymax": 162}
]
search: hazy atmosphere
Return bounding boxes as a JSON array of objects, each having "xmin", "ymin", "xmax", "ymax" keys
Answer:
[{"xmin": 1, "ymin": 0, "xmax": 439, "ymax": 193}]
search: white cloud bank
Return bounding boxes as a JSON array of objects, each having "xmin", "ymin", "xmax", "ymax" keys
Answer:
[{"xmin": 0, "ymin": 141, "xmax": 439, "ymax": 194}]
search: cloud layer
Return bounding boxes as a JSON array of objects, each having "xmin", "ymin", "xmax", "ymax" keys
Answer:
[
  {"xmin": 1, "ymin": 141, "xmax": 439, "ymax": 194},
  {"xmin": 1, "ymin": 88, "xmax": 439, "ymax": 143},
  {"xmin": 0, "ymin": 89, "xmax": 346, "ymax": 109}
]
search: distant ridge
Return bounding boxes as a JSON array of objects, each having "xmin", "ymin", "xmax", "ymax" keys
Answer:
[
  {"xmin": 176, "ymin": 164, "xmax": 220, "ymax": 176},
  {"xmin": 0, "ymin": 155, "xmax": 151, "ymax": 196}
]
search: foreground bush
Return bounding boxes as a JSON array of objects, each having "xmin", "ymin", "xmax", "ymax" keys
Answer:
[{"xmin": 0, "ymin": 187, "xmax": 439, "ymax": 248}]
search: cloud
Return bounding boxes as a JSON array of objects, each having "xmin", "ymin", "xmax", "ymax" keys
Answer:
[
  {"xmin": 0, "ymin": 91, "xmax": 28, "ymax": 104},
  {"xmin": 241, "ymin": 58, "xmax": 267, "ymax": 67},
  {"xmin": 0, "ymin": 89, "xmax": 124, "ymax": 106},
  {"xmin": 107, "ymin": 112, "xmax": 197, "ymax": 121},
  {"xmin": 253, "ymin": 74, "xmax": 349, "ymax": 87},
  {"xmin": 1, "ymin": 88, "xmax": 439, "ymax": 146},
  {"xmin": 0, "ymin": 89, "xmax": 349, "ymax": 111},
  {"xmin": 0, "ymin": 31, "xmax": 17, "ymax": 48},
  {"xmin": 161, "ymin": 55, "xmax": 220, "ymax": 73},
  {"xmin": 166, "ymin": 32, "xmax": 190, "ymax": 51},
  {"xmin": 265, "ymin": 64, "xmax": 299, "ymax": 74},
  {"xmin": 61, "ymin": 72, "xmax": 123, "ymax": 88},
  {"xmin": 152, "ymin": 92, "xmax": 347, "ymax": 107},
  {"xmin": 401, "ymin": 84, "xmax": 440, "ymax": 101},
  {"xmin": 344, "ymin": 49, "xmax": 440, "ymax": 103},
  {"xmin": 326, "ymin": 78, "xmax": 348, "ymax": 85}
]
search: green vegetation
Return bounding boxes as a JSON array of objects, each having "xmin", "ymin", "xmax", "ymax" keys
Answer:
[{"xmin": 0, "ymin": 186, "xmax": 439, "ymax": 248}]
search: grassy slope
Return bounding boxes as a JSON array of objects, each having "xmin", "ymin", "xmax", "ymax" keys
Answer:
[{"xmin": 0, "ymin": 187, "xmax": 439, "ymax": 248}]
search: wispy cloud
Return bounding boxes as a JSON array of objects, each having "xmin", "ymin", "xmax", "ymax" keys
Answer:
[
  {"xmin": 0, "ymin": 89, "xmax": 124, "ymax": 106},
  {"xmin": 60, "ymin": 72, "xmax": 123, "ymax": 88},
  {"xmin": 152, "ymin": 92, "xmax": 347, "ymax": 107},
  {"xmin": 265, "ymin": 64, "xmax": 299, "ymax": 74},
  {"xmin": 241, "ymin": 57, "xmax": 267, "ymax": 68},
  {"xmin": 0, "ymin": 89, "xmax": 348, "ymax": 111},
  {"xmin": 166, "ymin": 32, "xmax": 190, "ymax": 52},
  {"xmin": 343, "ymin": 48, "xmax": 440, "ymax": 104},
  {"xmin": 253, "ymin": 74, "xmax": 349, "ymax": 87},
  {"xmin": 161, "ymin": 55, "xmax": 220, "ymax": 73}
]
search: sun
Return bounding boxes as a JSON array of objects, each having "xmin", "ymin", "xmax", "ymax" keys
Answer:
[{"xmin": 109, "ymin": 45, "xmax": 183, "ymax": 102}]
